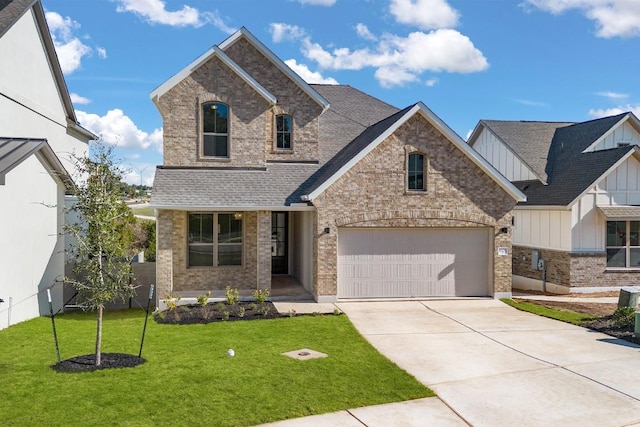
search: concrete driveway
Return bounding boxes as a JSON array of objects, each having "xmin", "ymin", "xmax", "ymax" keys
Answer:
[{"xmin": 336, "ymin": 299, "xmax": 640, "ymax": 427}]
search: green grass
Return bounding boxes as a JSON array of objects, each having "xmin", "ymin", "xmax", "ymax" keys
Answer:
[
  {"xmin": 501, "ymin": 298, "xmax": 597, "ymax": 325},
  {"xmin": 0, "ymin": 310, "xmax": 432, "ymax": 427},
  {"xmin": 131, "ymin": 205, "xmax": 155, "ymax": 217}
]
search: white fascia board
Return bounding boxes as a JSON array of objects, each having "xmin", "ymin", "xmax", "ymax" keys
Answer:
[
  {"xmin": 416, "ymin": 103, "xmax": 526, "ymax": 202},
  {"xmin": 219, "ymin": 27, "xmax": 330, "ymax": 111},
  {"xmin": 581, "ymin": 114, "xmax": 630, "ymax": 153},
  {"xmin": 150, "ymin": 45, "xmax": 276, "ymax": 106},
  {"xmin": 150, "ymin": 204, "xmax": 315, "ymax": 212},
  {"xmin": 567, "ymin": 146, "xmax": 640, "ymax": 208}
]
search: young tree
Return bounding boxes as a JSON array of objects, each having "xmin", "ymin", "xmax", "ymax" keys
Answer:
[{"xmin": 65, "ymin": 144, "xmax": 139, "ymax": 366}]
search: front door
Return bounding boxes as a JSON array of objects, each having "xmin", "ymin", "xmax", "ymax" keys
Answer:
[{"xmin": 271, "ymin": 212, "xmax": 288, "ymax": 274}]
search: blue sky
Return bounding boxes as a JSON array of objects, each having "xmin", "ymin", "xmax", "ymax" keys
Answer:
[{"xmin": 41, "ymin": 0, "xmax": 640, "ymax": 186}]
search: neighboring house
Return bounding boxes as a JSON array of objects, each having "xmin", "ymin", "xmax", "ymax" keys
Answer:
[
  {"xmin": 468, "ymin": 113, "xmax": 640, "ymax": 293},
  {"xmin": 150, "ymin": 28, "xmax": 525, "ymax": 304},
  {"xmin": 0, "ymin": 0, "xmax": 94, "ymax": 329}
]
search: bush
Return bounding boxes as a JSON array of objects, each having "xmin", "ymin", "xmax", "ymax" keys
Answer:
[
  {"xmin": 225, "ymin": 286, "xmax": 239, "ymax": 305},
  {"xmin": 612, "ymin": 306, "xmax": 636, "ymax": 328},
  {"xmin": 252, "ymin": 288, "xmax": 270, "ymax": 304}
]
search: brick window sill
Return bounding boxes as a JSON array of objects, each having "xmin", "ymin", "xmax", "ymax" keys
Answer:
[{"xmin": 605, "ymin": 268, "xmax": 640, "ymax": 273}]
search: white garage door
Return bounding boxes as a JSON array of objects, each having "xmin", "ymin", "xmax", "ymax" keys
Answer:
[{"xmin": 338, "ymin": 228, "xmax": 491, "ymax": 298}]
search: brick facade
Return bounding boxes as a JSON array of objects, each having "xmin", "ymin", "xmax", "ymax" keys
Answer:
[
  {"xmin": 514, "ymin": 245, "xmax": 640, "ymax": 290},
  {"xmin": 312, "ymin": 115, "xmax": 516, "ymax": 299}
]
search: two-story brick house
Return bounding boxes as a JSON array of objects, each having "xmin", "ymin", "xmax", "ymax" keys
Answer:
[{"xmin": 150, "ymin": 28, "xmax": 525, "ymax": 304}]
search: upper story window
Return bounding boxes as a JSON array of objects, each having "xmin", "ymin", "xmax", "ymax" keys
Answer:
[
  {"xmin": 407, "ymin": 152, "xmax": 425, "ymax": 191},
  {"xmin": 606, "ymin": 220, "xmax": 640, "ymax": 268},
  {"xmin": 202, "ymin": 102, "xmax": 229, "ymax": 157},
  {"xmin": 276, "ymin": 114, "xmax": 292, "ymax": 150}
]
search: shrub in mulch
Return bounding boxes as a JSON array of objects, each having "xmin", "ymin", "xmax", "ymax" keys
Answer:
[
  {"xmin": 583, "ymin": 306, "xmax": 640, "ymax": 345},
  {"xmin": 53, "ymin": 353, "xmax": 145, "ymax": 373},
  {"xmin": 154, "ymin": 301, "xmax": 307, "ymax": 325}
]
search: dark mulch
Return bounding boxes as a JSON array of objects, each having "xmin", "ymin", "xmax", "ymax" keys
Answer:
[
  {"xmin": 582, "ymin": 317, "xmax": 640, "ymax": 345},
  {"xmin": 53, "ymin": 353, "xmax": 145, "ymax": 373},
  {"xmin": 154, "ymin": 301, "xmax": 296, "ymax": 325}
]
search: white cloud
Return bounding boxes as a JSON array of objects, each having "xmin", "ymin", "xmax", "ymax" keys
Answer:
[
  {"xmin": 97, "ymin": 47, "xmax": 107, "ymax": 59},
  {"xmin": 270, "ymin": 23, "xmax": 306, "ymax": 43},
  {"xmin": 425, "ymin": 78, "xmax": 438, "ymax": 87},
  {"xmin": 300, "ymin": 29, "xmax": 488, "ymax": 87},
  {"xmin": 589, "ymin": 104, "xmax": 640, "ymax": 117},
  {"xmin": 355, "ymin": 23, "xmax": 377, "ymax": 41},
  {"xmin": 596, "ymin": 91, "xmax": 628, "ymax": 99},
  {"xmin": 45, "ymin": 11, "xmax": 91, "ymax": 74},
  {"xmin": 70, "ymin": 93, "xmax": 91, "ymax": 105},
  {"xmin": 285, "ymin": 59, "xmax": 338, "ymax": 84},
  {"xmin": 389, "ymin": 0, "xmax": 460, "ymax": 30},
  {"xmin": 523, "ymin": 0, "xmax": 640, "ymax": 38},
  {"xmin": 513, "ymin": 98, "xmax": 548, "ymax": 107},
  {"xmin": 115, "ymin": 0, "xmax": 235, "ymax": 32},
  {"xmin": 296, "ymin": 0, "xmax": 337, "ymax": 5},
  {"xmin": 76, "ymin": 109, "xmax": 163, "ymax": 151}
]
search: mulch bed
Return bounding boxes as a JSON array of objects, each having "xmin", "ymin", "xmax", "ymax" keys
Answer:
[
  {"xmin": 52, "ymin": 353, "xmax": 145, "ymax": 373},
  {"xmin": 154, "ymin": 301, "xmax": 300, "ymax": 325},
  {"xmin": 582, "ymin": 317, "xmax": 640, "ymax": 345}
]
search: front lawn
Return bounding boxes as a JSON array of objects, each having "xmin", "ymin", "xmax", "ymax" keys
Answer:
[{"xmin": 0, "ymin": 310, "xmax": 432, "ymax": 426}]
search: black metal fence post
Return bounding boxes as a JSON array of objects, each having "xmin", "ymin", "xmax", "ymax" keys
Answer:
[
  {"xmin": 139, "ymin": 284, "xmax": 154, "ymax": 358},
  {"xmin": 47, "ymin": 289, "xmax": 61, "ymax": 363}
]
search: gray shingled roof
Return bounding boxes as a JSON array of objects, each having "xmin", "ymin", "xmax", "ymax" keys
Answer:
[
  {"xmin": 481, "ymin": 120, "xmax": 573, "ymax": 182},
  {"xmin": 152, "ymin": 164, "xmax": 319, "ymax": 208},
  {"xmin": 312, "ymin": 84, "xmax": 399, "ymax": 163},
  {"xmin": 483, "ymin": 113, "xmax": 637, "ymax": 207},
  {"xmin": 514, "ymin": 146, "xmax": 633, "ymax": 205},
  {"xmin": 0, "ymin": 137, "xmax": 73, "ymax": 188},
  {"xmin": 0, "ymin": 0, "xmax": 34, "ymax": 37},
  {"xmin": 152, "ymin": 85, "xmax": 403, "ymax": 209}
]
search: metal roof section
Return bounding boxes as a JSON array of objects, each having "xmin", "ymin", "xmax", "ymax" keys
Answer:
[
  {"xmin": 0, "ymin": 137, "xmax": 73, "ymax": 188},
  {"xmin": 218, "ymin": 27, "xmax": 330, "ymax": 111},
  {"xmin": 150, "ymin": 45, "xmax": 277, "ymax": 106},
  {"xmin": 303, "ymin": 102, "xmax": 526, "ymax": 203}
]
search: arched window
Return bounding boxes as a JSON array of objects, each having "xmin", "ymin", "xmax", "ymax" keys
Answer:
[
  {"xmin": 276, "ymin": 114, "xmax": 292, "ymax": 150},
  {"xmin": 202, "ymin": 102, "xmax": 228, "ymax": 157},
  {"xmin": 408, "ymin": 152, "xmax": 425, "ymax": 191}
]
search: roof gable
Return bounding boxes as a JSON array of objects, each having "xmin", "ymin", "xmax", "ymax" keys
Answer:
[
  {"xmin": 303, "ymin": 103, "xmax": 525, "ymax": 202},
  {"xmin": 471, "ymin": 120, "xmax": 573, "ymax": 183},
  {"xmin": 581, "ymin": 112, "xmax": 640, "ymax": 153},
  {"xmin": 219, "ymin": 27, "xmax": 329, "ymax": 111},
  {"xmin": 0, "ymin": 137, "xmax": 72, "ymax": 188},
  {"xmin": 150, "ymin": 45, "xmax": 276, "ymax": 106}
]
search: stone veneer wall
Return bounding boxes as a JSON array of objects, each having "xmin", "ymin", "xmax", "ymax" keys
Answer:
[
  {"xmin": 311, "ymin": 115, "xmax": 516, "ymax": 299},
  {"xmin": 224, "ymin": 38, "xmax": 322, "ymax": 163},
  {"xmin": 155, "ymin": 209, "xmax": 271, "ymax": 301},
  {"xmin": 513, "ymin": 245, "xmax": 640, "ymax": 289}
]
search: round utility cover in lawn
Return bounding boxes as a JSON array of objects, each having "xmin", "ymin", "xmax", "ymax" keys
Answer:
[{"xmin": 337, "ymin": 228, "xmax": 491, "ymax": 298}]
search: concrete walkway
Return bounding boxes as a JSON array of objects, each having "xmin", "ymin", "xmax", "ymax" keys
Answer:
[{"xmin": 261, "ymin": 299, "xmax": 640, "ymax": 427}]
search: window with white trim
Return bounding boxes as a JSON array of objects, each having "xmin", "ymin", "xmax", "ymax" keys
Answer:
[
  {"xmin": 188, "ymin": 213, "xmax": 242, "ymax": 267},
  {"xmin": 407, "ymin": 152, "xmax": 425, "ymax": 191},
  {"xmin": 202, "ymin": 102, "xmax": 229, "ymax": 157},
  {"xmin": 606, "ymin": 220, "xmax": 640, "ymax": 268}
]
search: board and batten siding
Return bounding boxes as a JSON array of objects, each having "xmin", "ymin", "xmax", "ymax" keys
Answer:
[
  {"xmin": 589, "ymin": 120, "xmax": 640, "ymax": 152},
  {"xmin": 472, "ymin": 128, "xmax": 538, "ymax": 181},
  {"xmin": 513, "ymin": 209, "xmax": 572, "ymax": 251}
]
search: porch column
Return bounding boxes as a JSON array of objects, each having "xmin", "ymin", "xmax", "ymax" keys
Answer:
[
  {"xmin": 256, "ymin": 210, "xmax": 271, "ymax": 290},
  {"xmin": 156, "ymin": 210, "xmax": 173, "ymax": 303}
]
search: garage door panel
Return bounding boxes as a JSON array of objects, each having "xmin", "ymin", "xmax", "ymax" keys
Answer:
[{"xmin": 338, "ymin": 228, "xmax": 490, "ymax": 298}]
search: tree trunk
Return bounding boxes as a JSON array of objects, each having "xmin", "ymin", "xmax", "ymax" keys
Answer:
[{"xmin": 95, "ymin": 304, "xmax": 103, "ymax": 366}]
